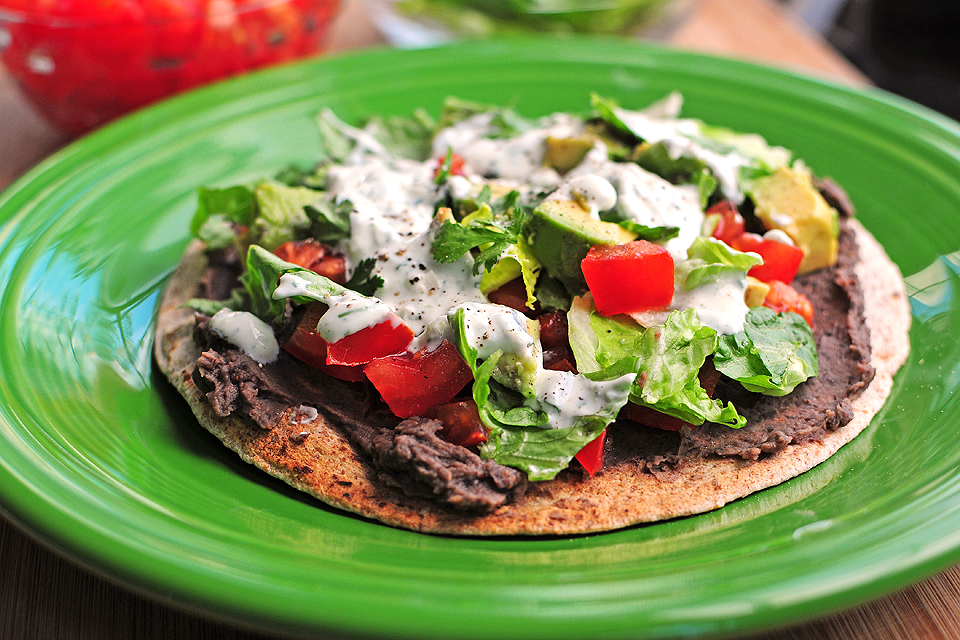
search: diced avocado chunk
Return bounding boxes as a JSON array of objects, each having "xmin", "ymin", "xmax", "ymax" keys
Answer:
[
  {"xmin": 749, "ymin": 166, "xmax": 839, "ymax": 274},
  {"xmin": 745, "ymin": 276, "xmax": 771, "ymax": 307},
  {"xmin": 522, "ymin": 199, "xmax": 637, "ymax": 294},
  {"xmin": 543, "ymin": 136, "xmax": 595, "ymax": 174}
]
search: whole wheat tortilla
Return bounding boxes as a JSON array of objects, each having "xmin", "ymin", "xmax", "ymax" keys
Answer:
[{"xmin": 153, "ymin": 219, "xmax": 909, "ymax": 535}]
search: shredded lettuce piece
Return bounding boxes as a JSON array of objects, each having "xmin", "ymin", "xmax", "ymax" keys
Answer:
[
  {"xmin": 714, "ymin": 306, "xmax": 818, "ymax": 396},
  {"xmin": 568, "ymin": 297, "xmax": 744, "ymax": 428},
  {"xmin": 449, "ymin": 307, "xmax": 634, "ymax": 481},
  {"xmin": 677, "ymin": 237, "xmax": 762, "ymax": 290},
  {"xmin": 190, "ymin": 185, "xmax": 256, "ymax": 250}
]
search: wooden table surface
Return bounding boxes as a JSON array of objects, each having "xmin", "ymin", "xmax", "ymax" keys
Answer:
[{"xmin": 1, "ymin": 0, "xmax": 955, "ymax": 638}]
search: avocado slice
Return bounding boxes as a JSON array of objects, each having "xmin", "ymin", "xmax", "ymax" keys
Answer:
[
  {"xmin": 522, "ymin": 199, "xmax": 637, "ymax": 294},
  {"xmin": 749, "ymin": 166, "xmax": 839, "ymax": 274},
  {"xmin": 543, "ymin": 136, "xmax": 596, "ymax": 174}
]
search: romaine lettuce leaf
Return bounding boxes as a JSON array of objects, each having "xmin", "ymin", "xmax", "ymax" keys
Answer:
[
  {"xmin": 630, "ymin": 308, "xmax": 744, "ymax": 427},
  {"xmin": 190, "ymin": 185, "xmax": 256, "ymax": 249},
  {"xmin": 714, "ymin": 306, "xmax": 818, "ymax": 396},
  {"xmin": 450, "ymin": 306, "xmax": 634, "ymax": 481},
  {"xmin": 568, "ymin": 297, "xmax": 744, "ymax": 428},
  {"xmin": 677, "ymin": 237, "xmax": 762, "ymax": 290}
]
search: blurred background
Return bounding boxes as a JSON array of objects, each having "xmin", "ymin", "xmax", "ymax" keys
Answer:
[{"xmin": 785, "ymin": 0, "xmax": 960, "ymax": 122}]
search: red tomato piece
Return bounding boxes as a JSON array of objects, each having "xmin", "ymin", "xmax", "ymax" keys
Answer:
[
  {"xmin": 574, "ymin": 430, "xmax": 606, "ymax": 476},
  {"xmin": 364, "ymin": 341, "xmax": 474, "ymax": 419},
  {"xmin": 273, "ymin": 240, "xmax": 347, "ymax": 284},
  {"xmin": 581, "ymin": 240, "xmax": 675, "ymax": 316},
  {"xmin": 433, "ymin": 152, "xmax": 466, "ymax": 179},
  {"xmin": 282, "ymin": 303, "xmax": 366, "ymax": 382},
  {"xmin": 707, "ymin": 200, "xmax": 745, "ymax": 246},
  {"xmin": 731, "ymin": 233, "xmax": 804, "ymax": 284},
  {"xmin": 764, "ymin": 281, "xmax": 815, "ymax": 327},
  {"xmin": 325, "ymin": 317, "xmax": 415, "ymax": 367},
  {"xmin": 274, "ymin": 239, "xmax": 328, "ymax": 268},
  {"xmin": 311, "ymin": 254, "xmax": 347, "ymax": 285},
  {"xmin": 425, "ymin": 399, "xmax": 488, "ymax": 448}
]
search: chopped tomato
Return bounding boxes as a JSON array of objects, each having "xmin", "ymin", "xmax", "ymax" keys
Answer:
[
  {"xmin": 707, "ymin": 200, "xmax": 745, "ymax": 246},
  {"xmin": 274, "ymin": 239, "xmax": 328, "ymax": 267},
  {"xmin": 274, "ymin": 240, "xmax": 347, "ymax": 284},
  {"xmin": 325, "ymin": 317, "xmax": 415, "ymax": 367},
  {"xmin": 617, "ymin": 403, "xmax": 691, "ymax": 432},
  {"xmin": 433, "ymin": 152, "xmax": 466, "ymax": 179},
  {"xmin": 282, "ymin": 303, "xmax": 365, "ymax": 382},
  {"xmin": 731, "ymin": 232, "xmax": 804, "ymax": 284},
  {"xmin": 426, "ymin": 399, "xmax": 488, "ymax": 448},
  {"xmin": 364, "ymin": 341, "xmax": 474, "ymax": 419},
  {"xmin": 574, "ymin": 430, "xmax": 606, "ymax": 476},
  {"xmin": 581, "ymin": 240, "xmax": 674, "ymax": 316},
  {"xmin": 764, "ymin": 280, "xmax": 815, "ymax": 327},
  {"xmin": 311, "ymin": 254, "xmax": 347, "ymax": 284}
]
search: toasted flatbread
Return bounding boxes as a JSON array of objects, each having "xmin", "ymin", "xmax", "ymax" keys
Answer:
[{"xmin": 153, "ymin": 219, "xmax": 909, "ymax": 535}]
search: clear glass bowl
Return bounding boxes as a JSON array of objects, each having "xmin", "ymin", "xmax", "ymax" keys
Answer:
[
  {"xmin": 364, "ymin": 0, "xmax": 684, "ymax": 48},
  {"xmin": 0, "ymin": 0, "xmax": 341, "ymax": 134}
]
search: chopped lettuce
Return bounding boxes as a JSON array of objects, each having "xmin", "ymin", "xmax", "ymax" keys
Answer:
[
  {"xmin": 450, "ymin": 307, "xmax": 634, "ymax": 481},
  {"xmin": 190, "ymin": 185, "xmax": 256, "ymax": 250},
  {"xmin": 714, "ymin": 306, "xmax": 818, "ymax": 396},
  {"xmin": 568, "ymin": 297, "xmax": 744, "ymax": 428},
  {"xmin": 359, "ymin": 108, "xmax": 437, "ymax": 161},
  {"xmin": 677, "ymin": 237, "xmax": 762, "ymax": 290}
]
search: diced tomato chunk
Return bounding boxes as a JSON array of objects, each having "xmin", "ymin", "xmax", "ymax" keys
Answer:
[
  {"xmin": 581, "ymin": 240, "xmax": 674, "ymax": 316},
  {"xmin": 574, "ymin": 430, "xmax": 606, "ymax": 476},
  {"xmin": 764, "ymin": 280, "xmax": 815, "ymax": 327},
  {"xmin": 434, "ymin": 153, "xmax": 466, "ymax": 179},
  {"xmin": 283, "ymin": 303, "xmax": 366, "ymax": 382},
  {"xmin": 731, "ymin": 232, "xmax": 804, "ymax": 284},
  {"xmin": 364, "ymin": 341, "xmax": 474, "ymax": 419},
  {"xmin": 707, "ymin": 200, "xmax": 745, "ymax": 246},
  {"xmin": 425, "ymin": 399, "xmax": 488, "ymax": 448},
  {"xmin": 273, "ymin": 240, "xmax": 347, "ymax": 284},
  {"xmin": 326, "ymin": 317, "xmax": 415, "ymax": 366},
  {"xmin": 311, "ymin": 254, "xmax": 347, "ymax": 284}
]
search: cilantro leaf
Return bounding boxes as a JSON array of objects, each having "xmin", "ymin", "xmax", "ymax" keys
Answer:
[{"xmin": 343, "ymin": 257, "xmax": 384, "ymax": 296}]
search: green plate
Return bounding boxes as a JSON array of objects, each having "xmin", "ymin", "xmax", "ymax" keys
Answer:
[{"xmin": 1, "ymin": 37, "xmax": 958, "ymax": 640}]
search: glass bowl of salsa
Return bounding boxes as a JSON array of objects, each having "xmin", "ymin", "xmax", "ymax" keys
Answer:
[{"xmin": 0, "ymin": 0, "xmax": 341, "ymax": 135}]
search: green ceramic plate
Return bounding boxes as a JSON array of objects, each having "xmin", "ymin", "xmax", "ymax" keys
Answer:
[{"xmin": 1, "ymin": 38, "xmax": 958, "ymax": 640}]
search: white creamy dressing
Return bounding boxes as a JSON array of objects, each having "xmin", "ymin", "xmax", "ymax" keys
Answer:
[
  {"xmin": 613, "ymin": 106, "xmax": 750, "ymax": 202},
  {"xmin": 628, "ymin": 270, "xmax": 750, "ymax": 335},
  {"xmin": 274, "ymin": 273, "xmax": 399, "ymax": 343},
  {"xmin": 566, "ymin": 174, "xmax": 618, "ymax": 218},
  {"xmin": 528, "ymin": 368, "xmax": 636, "ymax": 431},
  {"xmin": 210, "ymin": 309, "xmax": 280, "ymax": 364},
  {"xmin": 596, "ymin": 162, "xmax": 703, "ymax": 260},
  {"xmin": 456, "ymin": 302, "xmax": 539, "ymax": 364}
]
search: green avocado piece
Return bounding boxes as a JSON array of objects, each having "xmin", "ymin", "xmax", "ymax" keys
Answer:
[
  {"xmin": 543, "ymin": 136, "xmax": 596, "ymax": 174},
  {"xmin": 749, "ymin": 166, "xmax": 839, "ymax": 274},
  {"xmin": 521, "ymin": 198, "xmax": 637, "ymax": 294}
]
